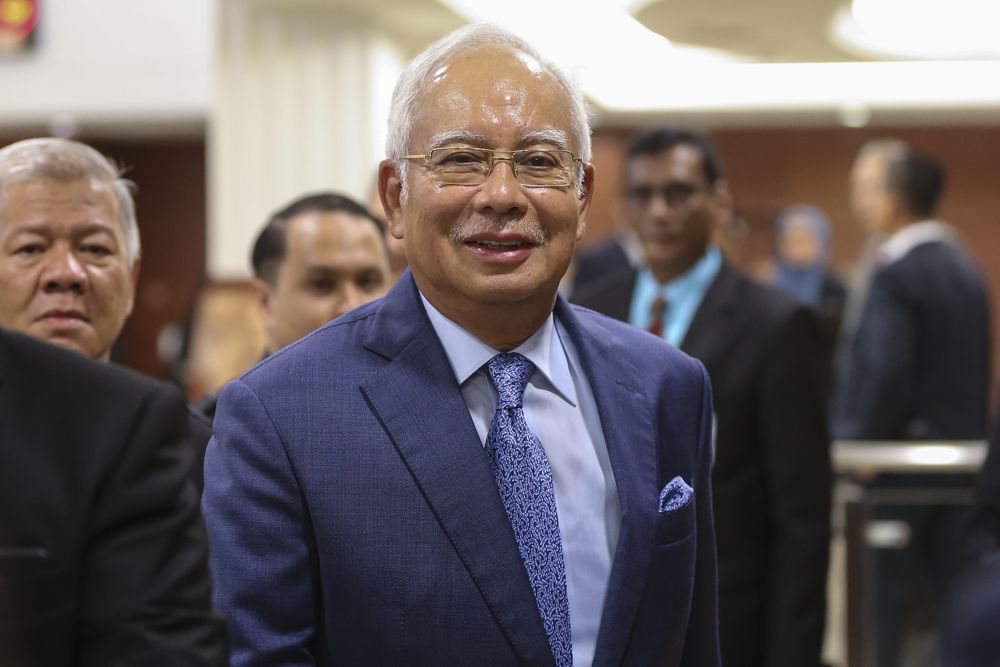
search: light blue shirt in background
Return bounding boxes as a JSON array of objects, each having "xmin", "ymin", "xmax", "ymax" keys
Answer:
[
  {"xmin": 421, "ymin": 294, "xmax": 620, "ymax": 667},
  {"xmin": 628, "ymin": 246, "xmax": 723, "ymax": 347}
]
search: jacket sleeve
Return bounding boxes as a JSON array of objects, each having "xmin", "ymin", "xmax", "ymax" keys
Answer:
[
  {"xmin": 833, "ymin": 269, "xmax": 916, "ymax": 439},
  {"xmin": 81, "ymin": 382, "xmax": 227, "ymax": 667},
  {"xmin": 202, "ymin": 379, "xmax": 319, "ymax": 667}
]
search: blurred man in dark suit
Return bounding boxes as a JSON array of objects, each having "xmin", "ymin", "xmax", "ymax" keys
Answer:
[
  {"xmin": 575, "ymin": 127, "xmax": 831, "ymax": 667},
  {"xmin": 834, "ymin": 146, "xmax": 991, "ymax": 666},
  {"xmin": 832, "ymin": 139, "xmax": 904, "ymax": 384},
  {"xmin": 0, "ymin": 137, "xmax": 213, "ymax": 489},
  {"xmin": 0, "ymin": 327, "xmax": 226, "ymax": 666},
  {"xmin": 833, "ymin": 147, "xmax": 990, "ymax": 441}
]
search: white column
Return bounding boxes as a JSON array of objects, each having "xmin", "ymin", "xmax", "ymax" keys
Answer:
[{"xmin": 209, "ymin": 0, "xmax": 403, "ymax": 279}]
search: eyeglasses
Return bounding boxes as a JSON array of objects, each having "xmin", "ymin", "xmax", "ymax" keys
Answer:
[
  {"xmin": 627, "ymin": 182, "xmax": 705, "ymax": 209},
  {"xmin": 401, "ymin": 147, "xmax": 582, "ymax": 188}
]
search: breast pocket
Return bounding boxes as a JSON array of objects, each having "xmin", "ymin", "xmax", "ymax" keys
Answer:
[{"xmin": 655, "ymin": 498, "xmax": 696, "ymax": 546}]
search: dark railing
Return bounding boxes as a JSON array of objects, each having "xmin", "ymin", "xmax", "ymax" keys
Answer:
[{"xmin": 834, "ymin": 440, "xmax": 987, "ymax": 474}]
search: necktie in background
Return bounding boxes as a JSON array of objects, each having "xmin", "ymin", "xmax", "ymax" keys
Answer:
[
  {"xmin": 647, "ymin": 294, "xmax": 668, "ymax": 337},
  {"xmin": 485, "ymin": 352, "xmax": 573, "ymax": 667}
]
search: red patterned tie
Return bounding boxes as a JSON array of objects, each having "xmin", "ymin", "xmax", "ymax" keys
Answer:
[{"xmin": 647, "ymin": 295, "xmax": 667, "ymax": 337}]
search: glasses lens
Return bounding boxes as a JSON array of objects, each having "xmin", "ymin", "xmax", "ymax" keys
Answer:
[
  {"xmin": 514, "ymin": 150, "xmax": 572, "ymax": 186},
  {"xmin": 427, "ymin": 148, "xmax": 491, "ymax": 184}
]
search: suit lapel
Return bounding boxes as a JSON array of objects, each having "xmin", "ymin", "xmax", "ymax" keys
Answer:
[
  {"xmin": 555, "ymin": 299, "xmax": 660, "ymax": 665},
  {"xmin": 681, "ymin": 261, "xmax": 740, "ymax": 362},
  {"xmin": 359, "ymin": 274, "xmax": 554, "ymax": 666}
]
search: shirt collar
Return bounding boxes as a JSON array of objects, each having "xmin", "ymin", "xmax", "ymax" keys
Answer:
[
  {"xmin": 419, "ymin": 293, "xmax": 578, "ymax": 406},
  {"xmin": 638, "ymin": 244, "xmax": 722, "ymax": 295},
  {"xmin": 879, "ymin": 220, "xmax": 956, "ymax": 264}
]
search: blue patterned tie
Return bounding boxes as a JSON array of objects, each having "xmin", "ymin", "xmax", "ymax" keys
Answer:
[{"xmin": 485, "ymin": 352, "xmax": 572, "ymax": 667}]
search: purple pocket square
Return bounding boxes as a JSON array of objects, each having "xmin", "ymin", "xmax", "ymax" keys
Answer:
[{"xmin": 658, "ymin": 476, "xmax": 694, "ymax": 513}]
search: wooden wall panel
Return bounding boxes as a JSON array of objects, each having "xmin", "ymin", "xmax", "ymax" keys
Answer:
[{"xmin": 93, "ymin": 139, "xmax": 208, "ymax": 379}]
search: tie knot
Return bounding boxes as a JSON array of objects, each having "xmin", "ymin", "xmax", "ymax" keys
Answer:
[
  {"xmin": 650, "ymin": 295, "xmax": 668, "ymax": 318},
  {"xmin": 486, "ymin": 352, "xmax": 535, "ymax": 409}
]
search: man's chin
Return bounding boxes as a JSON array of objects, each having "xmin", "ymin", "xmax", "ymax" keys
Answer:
[
  {"xmin": 35, "ymin": 332, "xmax": 101, "ymax": 360},
  {"xmin": 463, "ymin": 274, "xmax": 560, "ymax": 306}
]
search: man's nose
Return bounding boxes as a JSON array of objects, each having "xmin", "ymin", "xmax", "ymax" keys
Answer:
[
  {"xmin": 41, "ymin": 247, "xmax": 87, "ymax": 293},
  {"xmin": 473, "ymin": 158, "xmax": 529, "ymax": 215},
  {"xmin": 647, "ymin": 192, "xmax": 674, "ymax": 221}
]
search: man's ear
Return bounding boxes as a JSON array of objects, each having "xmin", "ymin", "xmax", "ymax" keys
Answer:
[
  {"xmin": 378, "ymin": 159, "xmax": 405, "ymax": 241},
  {"xmin": 575, "ymin": 162, "xmax": 596, "ymax": 242},
  {"xmin": 249, "ymin": 277, "xmax": 274, "ymax": 327}
]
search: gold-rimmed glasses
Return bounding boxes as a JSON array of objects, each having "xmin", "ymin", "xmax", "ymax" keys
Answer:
[{"xmin": 400, "ymin": 147, "xmax": 582, "ymax": 188}]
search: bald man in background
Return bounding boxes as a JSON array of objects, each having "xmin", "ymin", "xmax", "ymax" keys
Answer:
[
  {"xmin": 250, "ymin": 192, "xmax": 391, "ymax": 354},
  {"xmin": 195, "ymin": 192, "xmax": 391, "ymax": 421}
]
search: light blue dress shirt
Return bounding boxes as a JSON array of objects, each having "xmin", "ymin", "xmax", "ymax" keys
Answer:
[
  {"xmin": 421, "ymin": 294, "xmax": 620, "ymax": 667},
  {"xmin": 628, "ymin": 246, "xmax": 723, "ymax": 347}
]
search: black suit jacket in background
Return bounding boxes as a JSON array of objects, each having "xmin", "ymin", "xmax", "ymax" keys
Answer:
[
  {"xmin": 0, "ymin": 329, "xmax": 226, "ymax": 667},
  {"xmin": 186, "ymin": 407, "xmax": 213, "ymax": 495},
  {"xmin": 570, "ymin": 234, "xmax": 634, "ymax": 297},
  {"xmin": 833, "ymin": 239, "xmax": 991, "ymax": 441},
  {"xmin": 575, "ymin": 262, "xmax": 832, "ymax": 667}
]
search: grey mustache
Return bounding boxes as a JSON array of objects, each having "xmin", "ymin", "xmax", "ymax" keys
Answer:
[{"xmin": 449, "ymin": 218, "xmax": 547, "ymax": 244}]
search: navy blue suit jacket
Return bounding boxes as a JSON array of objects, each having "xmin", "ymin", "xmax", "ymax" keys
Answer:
[{"xmin": 203, "ymin": 273, "xmax": 720, "ymax": 666}]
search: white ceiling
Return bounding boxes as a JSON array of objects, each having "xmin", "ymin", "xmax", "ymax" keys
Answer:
[
  {"xmin": 3, "ymin": 0, "xmax": 996, "ymax": 136},
  {"xmin": 634, "ymin": 0, "xmax": 852, "ymax": 63},
  {"xmin": 379, "ymin": 0, "xmax": 1000, "ymax": 127}
]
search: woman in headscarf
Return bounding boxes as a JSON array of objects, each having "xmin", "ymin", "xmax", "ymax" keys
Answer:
[{"xmin": 773, "ymin": 204, "xmax": 846, "ymax": 380}]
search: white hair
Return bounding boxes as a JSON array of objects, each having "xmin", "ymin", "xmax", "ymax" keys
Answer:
[
  {"xmin": 0, "ymin": 137, "xmax": 140, "ymax": 267},
  {"xmin": 386, "ymin": 24, "xmax": 591, "ymax": 196}
]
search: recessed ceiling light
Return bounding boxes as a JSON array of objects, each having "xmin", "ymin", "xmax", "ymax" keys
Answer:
[{"xmin": 831, "ymin": 0, "xmax": 1000, "ymax": 60}]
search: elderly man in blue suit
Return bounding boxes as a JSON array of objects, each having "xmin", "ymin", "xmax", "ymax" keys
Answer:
[{"xmin": 203, "ymin": 24, "xmax": 720, "ymax": 666}]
